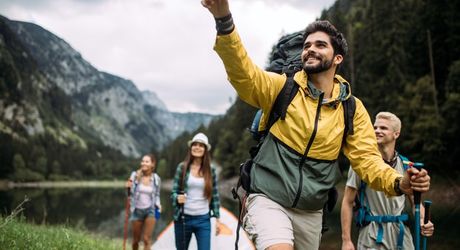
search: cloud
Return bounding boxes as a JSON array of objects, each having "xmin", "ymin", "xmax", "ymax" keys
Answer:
[{"xmin": 0, "ymin": 0, "xmax": 335, "ymax": 114}]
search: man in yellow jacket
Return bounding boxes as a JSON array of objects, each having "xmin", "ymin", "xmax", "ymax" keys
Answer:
[{"xmin": 201, "ymin": 1, "xmax": 431, "ymax": 249}]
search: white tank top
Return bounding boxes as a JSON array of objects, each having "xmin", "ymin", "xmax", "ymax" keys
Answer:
[
  {"xmin": 184, "ymin": 174, "xmax": 210, "ymax": 216},
  {"xmin": 136, "ymin": 183, "xmax": 153, "ymax": 209}
]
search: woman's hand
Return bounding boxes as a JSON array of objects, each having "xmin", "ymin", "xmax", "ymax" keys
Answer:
[
  {"xmin": 177, "ymin": 194, "xmax": 187, "ymax": 204},
  {"xmin": 216, "ymin": 219, "xmax": 221, "ymax": 235},
  {"xmin": 125, "ymin": 179, "xmax": 132, "ymax": 188}
]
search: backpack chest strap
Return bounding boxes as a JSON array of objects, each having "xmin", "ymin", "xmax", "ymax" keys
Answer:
[{"xmin": 365, "ymin": 213, "xmax": 408, "ymax": 249}]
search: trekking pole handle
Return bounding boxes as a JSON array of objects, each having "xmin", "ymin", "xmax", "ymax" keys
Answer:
[
  {"xmin": 179, "ymin": 191, "xmax": 186, "ymax": 219},
  {"xmin": 412, "ymin": 162, "xmax": 424, "ymax": 205},
  {"xmin": 126, "ymin": 179, "xmax": 132, "ymax": 197},
  {"xmin": 413, "ymin": 162, "xmax": 424, "ymax": 169},
  {"xmin": 423, "ymin": 200, "xmax": 432, "ymax": 224}
]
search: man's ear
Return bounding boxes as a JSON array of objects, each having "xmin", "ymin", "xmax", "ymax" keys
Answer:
[
  {"xmin": 334, "ymin": 54, "xmax": 343, "ymax": 65},
  {"xmin": 394, "ymin": 131, "xmax": 400, "ymax": 140}
]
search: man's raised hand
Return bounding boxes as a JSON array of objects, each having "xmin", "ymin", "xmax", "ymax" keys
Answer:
[{"xmin": 201, "ymin": 0, "xmax": 230, "ymax": 18}]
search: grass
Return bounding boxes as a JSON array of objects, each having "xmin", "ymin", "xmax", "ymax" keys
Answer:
[
  {"xmin": 0, "ymin": 198, "xmax": 123, "ymax": 250},
  {"xmin": 0, "ymin": 216, "xmax": 123, "ymax": 250}
]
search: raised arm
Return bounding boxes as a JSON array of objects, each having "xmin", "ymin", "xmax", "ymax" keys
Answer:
[{"xmin": 341, "ymin": 186, "xmax": 357, "ymax": 250}]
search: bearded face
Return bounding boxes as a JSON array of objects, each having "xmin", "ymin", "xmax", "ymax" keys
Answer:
[
  {"xmin": 302, "ymin": 51, "xmax": 334, "ymax": 74},
  {"xmin": 301, "ymin": 31, "xmax": 337, "ymax": 74}
]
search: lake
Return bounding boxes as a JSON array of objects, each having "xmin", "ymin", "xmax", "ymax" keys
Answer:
[{"xmin": 0, "ymin": 182, "xmax": 459, "ymax": 249}]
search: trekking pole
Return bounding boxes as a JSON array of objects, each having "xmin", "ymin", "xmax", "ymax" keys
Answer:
[
  {"xmin": 123, "ymin": 185, "xmax": 131, "ymax": 250},
  {"xmin": 179, "ymin": 191, "xmax": 186, "ymax": 250},
  {"xmin": 422, "ymin": 200, "xmax": 432, "ymax": 250},
  {"xmin": 412, "ymin": 162, "xmax": 424, "ymax": 250}
]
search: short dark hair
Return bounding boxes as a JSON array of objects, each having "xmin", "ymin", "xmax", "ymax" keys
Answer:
[{"xmin": 303, "ymin": 20, "xmax": 348, "ymax": 57}]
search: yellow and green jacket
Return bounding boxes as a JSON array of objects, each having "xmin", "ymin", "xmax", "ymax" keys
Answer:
[{"xmin": 214, "ymin": 28, "xmax": 402, "ymax": 210}]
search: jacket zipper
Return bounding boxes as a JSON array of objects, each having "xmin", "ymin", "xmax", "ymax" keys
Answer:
[{"xmin": 291, "ymin": 92, "xmax": 324, "ymax": 208}]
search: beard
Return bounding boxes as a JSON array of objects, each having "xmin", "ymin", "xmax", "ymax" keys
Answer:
[{"xmin": 302, "ymin": 55, "xmax": 333, "ymax": 74}]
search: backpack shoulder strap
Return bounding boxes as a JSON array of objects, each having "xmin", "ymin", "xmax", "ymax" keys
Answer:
[
  {"xmin": 358, "ymin": 180, "xmax": 367, "ymax": 202},
  {"xmin": 266, "ymin": 76, "xmax": 299, "ymax": 131},
  {"xmin": 341, "ymin": 95, "xmax": 356, "ymax": 145},
  {"xmin": 354, "ymin": 180, "xmax": 369, "ymax": 227},
  {"xmin": 343, "ymin": 96, "xmax": 356, "ymax": 136},
  {"xmin": 153, "ymin": 173, "xmax": 160, "ymax": 187}
]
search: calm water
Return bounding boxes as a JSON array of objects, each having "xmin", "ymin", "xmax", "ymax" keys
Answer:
[
  {"xmin": 1, "ymin": 185, "xmax": 459, "ymax": 249},
  {"xmin": 0, "ymin": 185, "xmax": 238, "ymax": 242}
]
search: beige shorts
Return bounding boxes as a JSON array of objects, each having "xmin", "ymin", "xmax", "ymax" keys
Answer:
[{"xmin": 243, "ymin": 193, "xmax": 323, "ymax": 250}]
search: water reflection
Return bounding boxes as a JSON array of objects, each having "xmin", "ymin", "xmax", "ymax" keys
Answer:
[{"xmin": 0, "ymin": 187, "xmax": 239, "ymax": 241}]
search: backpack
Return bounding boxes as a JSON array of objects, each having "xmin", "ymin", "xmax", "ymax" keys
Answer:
[{"xmin": 353, "ymin": 154, "xmax": 411, "ymax": 249}]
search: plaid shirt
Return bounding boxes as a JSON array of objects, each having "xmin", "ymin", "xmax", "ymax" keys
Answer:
[{"xmin": 171, "ymin": 162, "xmax": 220, "ymax": 221}]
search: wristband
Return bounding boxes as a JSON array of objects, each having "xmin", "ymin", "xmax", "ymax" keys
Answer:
[
  {"xmin": 215, "ymin": 13, "xmax": 234, "ymax": 35},
  {"xmin": 394, "ymin": 177, "xmax": 404, "ymax": 196}
]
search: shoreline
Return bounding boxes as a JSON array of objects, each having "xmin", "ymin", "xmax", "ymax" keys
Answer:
[
  {"xmin": 0, "ymin": 180, "xmax": 125, "ymax": 190},
  {"xmin": 2, "ymin": 177, "xmax": 457, "ymax": 207}
]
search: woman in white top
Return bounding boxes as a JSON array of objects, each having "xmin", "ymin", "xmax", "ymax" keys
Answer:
[
  {"xmin": 126, "ymin": 154, "xmax": 161, "ymax": 250},
  {"xmin": 171, "ymin": 133, "xmax": 221, "ymax": 250}
]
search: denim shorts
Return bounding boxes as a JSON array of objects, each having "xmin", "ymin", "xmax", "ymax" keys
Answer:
[{"xmin": 130, "ymin": 207, "xmax": 155, "ymax": 221}]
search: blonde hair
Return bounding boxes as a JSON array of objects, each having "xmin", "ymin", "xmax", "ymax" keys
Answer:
[{"xmin": 375, "ymin": 112, "xmax": 401, "ymax": 132}]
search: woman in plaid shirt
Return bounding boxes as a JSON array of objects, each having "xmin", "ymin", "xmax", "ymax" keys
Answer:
[{"xmin": 171, "ymin": 133, "xmax": 221, "ymax": 250}]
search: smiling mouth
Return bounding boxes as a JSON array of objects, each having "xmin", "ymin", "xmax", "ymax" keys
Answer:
[{"xmin": 304, "ymin": 55, "xmax": 321, "ymax": 63}]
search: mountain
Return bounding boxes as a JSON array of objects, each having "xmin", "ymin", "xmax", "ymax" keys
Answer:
[
  {"xmin": 141, "ymin": 90, "xmax": 168, "ymax": 111},
  {"xmin": 141, "ymin": 90, "xmax": 216, "ymax": 138},
  {"xmin": 0, "ymin": 15, "xmax": 215, "ymax": 180}
]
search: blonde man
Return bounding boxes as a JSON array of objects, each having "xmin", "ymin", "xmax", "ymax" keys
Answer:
[{"xmin": 341, "ymin": 112, "xmax": 435, "ymax": 250}]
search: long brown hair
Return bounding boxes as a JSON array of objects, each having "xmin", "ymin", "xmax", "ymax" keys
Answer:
[
  {"xmin": 182, "ymin": 145, "xmax": 213, "ymax": 201},
  {"xmin": 136, "ymin": 154, "xmax": 156, "ymax": 182}
]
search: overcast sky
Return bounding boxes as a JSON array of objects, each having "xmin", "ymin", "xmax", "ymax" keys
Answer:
[{"xmin": 1, "ymin": 0, "xmax": 335, "ymax": 114}]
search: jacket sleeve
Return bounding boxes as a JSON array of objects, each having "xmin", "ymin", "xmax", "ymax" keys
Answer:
[
  {"xmin": 342, "ymin": 98, "xmax": 402, "ymax": 196},
  {"xmin": 210, "ymin": 166, "xmax": 220, "ymax": 218},
  {"xmin": 213, "ymin": 28, "xmax": 286, "ymax": 113},
  {"xmin": 155, "ymin": 174, "xmax": 162, "ymax": 210},
  {"xmin": 170, "ymin": 163, "xmax": 183, "ymax": 210},
  {"xmin": 129, "ymin": 171, "xmax": 137, "ymax": 196}
]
